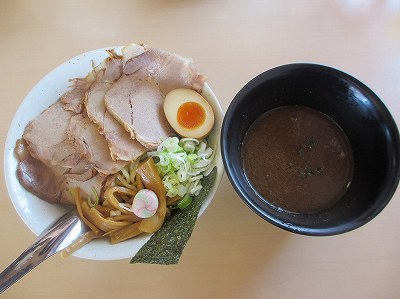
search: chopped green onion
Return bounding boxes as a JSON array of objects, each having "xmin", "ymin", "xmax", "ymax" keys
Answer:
[
  {"xmin": 177, "ymin": 194, "xmax": 193, "ymax": 210},
  {"xmin": 147, "ymin": 137, "xmax": 215, "ymax": 200}
]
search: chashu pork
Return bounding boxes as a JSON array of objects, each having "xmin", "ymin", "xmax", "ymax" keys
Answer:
[
  {"xmin": 84, "ymin": 51, "xmax": 147, "ymax": 161},
  {"xmin": 103, "ymin": 112, "xmax": 147, "ymax": 161},
  {"xmin": 68, "ymin": 113, "xmax": 128, "ymax": 175},
  {"xmin": 17, "ymin": 43, "xmax": 207, "ymax": 207},
  {"xmin": 61, "ymin": 77, "xmax": 94, "ymax": 114},
  {"xmin": 123, "ymin": 45, "xmax": 207, "ymax": 95},
  {"xmin": 105, "ymin": 75, "xmax": 174, "ymax": 149},
  {"xmin": 20, "ymin": 77, "xmax": 116, "ymax": 205},
  {"xmin": 105, "ymin": 45, "xmax": 207, "ymax": 149},
  {"xmin": 17, "ymin": 154, "xmax": 109, "ymax": 205},
  {"xmin": 84, "ymin": 55, "xmax": 123, "ymax": 127},
  {"xmin": 16, "ymin": 139, "xmax": 107, "ymax": 205},
  {"xmin": 17, "ymin": 148, "xmax": 68, "ymax": 204},
  {"xmin": 23, "ymin": 101, "xmax": 94, "ymax": 173}
]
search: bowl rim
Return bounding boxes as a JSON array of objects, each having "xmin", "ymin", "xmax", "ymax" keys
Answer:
[{"xmin": 221, "ymin": 63, "xmax": 400, "ymax": 236}]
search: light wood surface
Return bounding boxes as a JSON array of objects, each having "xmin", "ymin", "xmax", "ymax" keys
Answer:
[{"xmin": 1, "ymin": 1, "xmax": 399, "ymax": 298}]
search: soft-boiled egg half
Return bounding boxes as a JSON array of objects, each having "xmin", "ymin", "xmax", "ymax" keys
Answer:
[{"xmin": 164, "ymin": 88, "xmax": 215, "ymax": 139}]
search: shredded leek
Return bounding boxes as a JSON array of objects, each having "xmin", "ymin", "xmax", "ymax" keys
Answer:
[
  {"xmin": 148, "ymin": 137, "xmax": 215, "ymax": 200},
  {"xmin": 177, "ymin": 194, "xmax": 193, "ymax": 210}
]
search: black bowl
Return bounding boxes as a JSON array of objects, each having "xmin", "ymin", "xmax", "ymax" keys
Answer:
[{"xmin": 221, "ymin": 63, "xmax": 400, "ymax": 236}]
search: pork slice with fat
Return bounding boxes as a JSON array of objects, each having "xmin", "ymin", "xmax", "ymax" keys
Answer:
[
  {"xmin": 84, "ymin": 57, "xmax": 123, "ymax": 126},
  {"xmin": 123, "ymin": 46, "xmax": 207, "ymax": 95},
  {"xmin": 23, "ymin": 101, "xmax": 93, "ymax": 171},
  {"xmin": 17, "ymin": 150, "xmax": 67, "ymax": 204},
  {"xmin": 105, "ymin": 75, "xmax": 174, "ymax": 149},
  {"xmin": 16, "ymin": 139, "xmax": 104, "ymax": 205},
  {"xmin": 68, "ymin": 114, "xmax": 128, "ymax": 175},
  {"xmin": 61, "ymin": 77, "xmax": 94, "ymax": 114},
  {"xmin": 18, "ymin": 155, "xmax": 109, "ymax": 205},
  {"xmin": 85, "ymin": 56, "xmax": 147, "ymax": 161},
  {"xmin": 103, "ymin": 113, "xmax": 147, "ymax": 160},
  {"xmin": 63, "ymin": 173, "xmax": 108, "ymax": 204}
]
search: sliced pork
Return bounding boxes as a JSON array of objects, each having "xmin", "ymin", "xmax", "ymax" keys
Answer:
[
  {"xmin": 61, "ymin": 77, "xmax": 94, "ymax": 114},
  {"xmin": 84, "ymin": 53, "xmax": 147, "ymax": 161},
  {"xmin": 103, "ymin": 113, "xmax": 147, "ymax": 160},
  {"xmin": 16, "ymin": 139, "xmax": 106, "ymax": 205},
  {"xmin": 105, "ymin": 75, "xmax": 174, "ymax": 149},
  {"xmin": 68, "ymin": 114, "xmax": 127, "ymax": 175},
  {"xmin": 23, "ymin": 101, "xmax": 93, "ymax": 172},
  {"xmin": 123, "ymin": 46, "xmax": 207, "ymax": 94},
  {"xmin": 18, "ymin": 155, "xmax": 109, "ymax": 205},
  {"xmin": 121, "ymin": 43, "xmax": 146, "ymax": 64},
  {"xmin": 16, "ymin": 43, "xmax": 207, "ymax": 207},
  {"xmin": 84, "ymin": 55, "xmax": 122, "ymax": 127},
  {"xmin": 63, "ymin": 173, "xmax": 108, "ymax": 203},
  {"xmin": 105, "ymin": 45, "xmax": 206, "ymax": 149},
  {"xmin": 17, "ymin": 150, "xmax": 68, "ymax": 204}
]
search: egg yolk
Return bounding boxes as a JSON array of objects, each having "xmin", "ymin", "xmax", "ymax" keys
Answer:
[{"xmin": 177, "ymin": 101, "xmax": 206, "ymax": 129}]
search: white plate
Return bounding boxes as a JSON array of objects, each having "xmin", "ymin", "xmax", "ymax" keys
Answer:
[{"xmin": 4, "ymin": 47, "xmax": 224, "ymax": 261}]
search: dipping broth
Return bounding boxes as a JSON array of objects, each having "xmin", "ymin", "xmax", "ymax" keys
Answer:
[{"xmin": 242, "ymin": 106, "xmax": 354, "ymax": 214}]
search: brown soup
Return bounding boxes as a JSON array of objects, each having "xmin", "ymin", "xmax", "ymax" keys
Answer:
[{"xmin": 242, "ymin": 106, "xmax": 354, "ymax": 214}]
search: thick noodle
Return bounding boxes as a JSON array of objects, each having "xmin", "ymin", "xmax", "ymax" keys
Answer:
[{"xmin": 64, "ymin": 157, "xmax": 167, "ymax": 256}]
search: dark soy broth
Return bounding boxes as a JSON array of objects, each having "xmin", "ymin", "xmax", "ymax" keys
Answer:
[{"xmin": 242, "ymin": 106, "xmax": 354, "ymax": 214}]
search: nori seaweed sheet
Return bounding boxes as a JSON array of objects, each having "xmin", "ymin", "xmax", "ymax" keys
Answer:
[{"xmin": 130, "ymin": 167, "xmax": 217, "ymax": 265}]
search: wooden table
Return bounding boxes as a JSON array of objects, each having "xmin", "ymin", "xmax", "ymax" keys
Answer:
[{"xmin": 1, "ymin": 1, "xmax": 399, "ymax": 298}]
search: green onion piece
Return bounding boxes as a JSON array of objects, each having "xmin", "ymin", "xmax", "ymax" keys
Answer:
[{"xmin": 177, "ymin": 194, "xmax": 193, "ymax": 210}]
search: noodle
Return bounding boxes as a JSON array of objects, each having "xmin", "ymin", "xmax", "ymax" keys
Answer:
[
  {"xmin": 118, "ymin": 194, "xmax": 132, "ymax": 203},
  {"xmin": 129, "ymin": 160, "xmax": 139, "ymax": 183},
  {"xmin": 104, "ymin": 186, "xmax": 137, "ymax": 214},
  {"xmin": 85, "ymin": 206, "xmax": 131, "ymax": 232},
  {"xmin": 120, "ymin": 166, "xmax": 131, "ymax": 183},
  {"xmin": 109, "ymin": 222, "xmax": 142, "ymax": 244},
  {"xmin": 65, "ymin": 157, "xmax": 168, "ymax": 255},
  {"xmin": 116, "ymin": 173, "xmax": 136, "ymax": 190},
  {"xmin": 112, "ymin": 214, "xmax": 142, "ymax": 222},
  {"xmin": 71, "ymin": 188, "xmax": 100, "ymax": 234},
  {"xmin": 136, "ymin": 173, "xmax": 144, "ymax": 190},
  {"xmin": 60, "ymin": 230, "xmax": 101, "ymax": 258}
]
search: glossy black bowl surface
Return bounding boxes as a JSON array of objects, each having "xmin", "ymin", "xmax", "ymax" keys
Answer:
[{"xmin": 221, "ymin": 63, "xmax": 400, "ymax": 236}]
